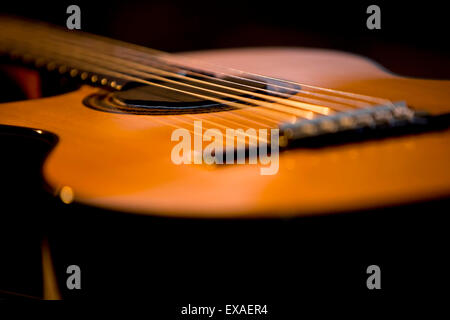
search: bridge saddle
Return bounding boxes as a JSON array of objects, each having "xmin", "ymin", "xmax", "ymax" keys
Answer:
[{"xmin": 279, "ymin": 102, "xmax": 433, "ymax": 147}]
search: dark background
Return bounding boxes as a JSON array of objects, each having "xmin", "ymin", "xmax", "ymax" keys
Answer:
[
  {"xmin": 1, "ymin": 0, "xmax": 448, "ymax": 310},
  {"xmin": 2, "ymin": 0, "xmax": 450, "ymax": 79}
]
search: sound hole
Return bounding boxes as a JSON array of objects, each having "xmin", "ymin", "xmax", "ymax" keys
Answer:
[{"xmin": 83, "ymin": 76, "xmax": 300, "ymax": 115}]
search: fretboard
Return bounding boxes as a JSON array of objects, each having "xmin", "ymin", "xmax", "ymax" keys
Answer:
[{"xmin": 0, "ymin": 16, "xmax": 170, "ymax": 90}]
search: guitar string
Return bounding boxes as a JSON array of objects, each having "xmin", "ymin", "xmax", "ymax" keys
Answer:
[
  {"xmin": 1, "ymin": 22, "xmax": 363, "ymax": 113},
  {"xmin": 134, "ymin": 61, "xmax": 361, "ymax": 111},
  {"xmin": 53, "ymin": 20, "xmax": 389, "ymax": 106},
  {"xmin": 1, "ymin": 40, "xmax": 300, "ymax": 140},
  {"xmin": 69, "ymin": 27, "xmax": 389, "ymax": 107},
  {"xmin": 0, "ymin": 18, "xmax": 397, "ymax": 145},
  {"xmin": 1, "ymin": 17, "xmax": 391, "ymax": 108},
  {"xmin": 3, "ymin": 29, "xmax": 327, "ymax": 118},
  {"xmin": 3, "ymin": 42, "xmax": 266, "ymax": 148},
  {"xmin": 52, "ymin": 35, "xmax": 334, "ymax": 115},
  {"xmin": 54, "ymin": 21, "xmax": 392, "ymax": 107},
  {"xmin": 0, "ymin": 18, "xmax": 400, "ymax": 151},
  {"xmin": 160, "ymin": 55, "xmax": 394, "ymax": 106},
  {"xmin": 2, "ymin": 25, "xmax": 388, "ymax": 131},
  {"xmin": 25, "ymin": 23, "xmax": 368, "ymax": 110},
  {"xmin": 0, "ymin": 28, "xmax": 389, "ymax": 148},
  {"xmin": 1, "ymin": 36, "xmax": 276, "ymax": 146},
  {"xmin": 0, "ymin": 18, "xmax": 394, "ymax": 136},
  {"xmin": 1, "ymin": 31, "xmax": 320, "ymax": 122}
]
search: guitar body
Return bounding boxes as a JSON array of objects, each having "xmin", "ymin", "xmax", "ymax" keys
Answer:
[{"xmin": 1, "ymin": 47, "xmax": 449, "ymax": 218}]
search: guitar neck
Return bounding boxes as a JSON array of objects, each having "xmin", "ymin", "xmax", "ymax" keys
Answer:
[{"xmin": 0, "ymin": 16, "xmax": 166, "ymax": 90}]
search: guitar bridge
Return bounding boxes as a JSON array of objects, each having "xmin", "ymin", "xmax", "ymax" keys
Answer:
[{"xmin": 279, "ymin": 102, "xmax": 439, "ymax": 147}]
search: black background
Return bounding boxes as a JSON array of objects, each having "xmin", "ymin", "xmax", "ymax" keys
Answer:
[{"xmin": 0, "ymin": 0, "xmax": 448, "ymax": 312}]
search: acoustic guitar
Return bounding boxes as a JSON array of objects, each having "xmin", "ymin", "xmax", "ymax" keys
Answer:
[
  {"xmin": 1, "ymin": 17, "xmax": 449, "ymax": 219},
  {"xmin": 0, "ymin": 15, "xmax": 449, "ymax": 302}
]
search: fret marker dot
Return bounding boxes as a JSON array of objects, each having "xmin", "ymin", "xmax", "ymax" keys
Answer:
[
  {"xmin": 47, "ymin": 62, "xmax": 56, "ymax": 71},
  {"xmin": 58, "ymin": 65, "xmax": 67, "ymax": 74}
]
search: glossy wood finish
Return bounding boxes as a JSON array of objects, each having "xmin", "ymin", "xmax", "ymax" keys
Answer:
[{"xmin": 1, "ymin": 48, "xmax": 449, "ymax": 217}]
